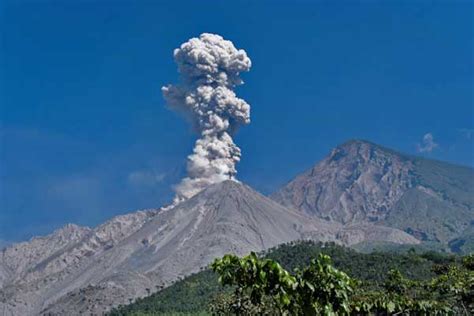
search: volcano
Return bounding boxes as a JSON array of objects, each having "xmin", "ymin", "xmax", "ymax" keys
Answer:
[{"xmin": 1, "ymin": 180, "xmax": 418, "ymax": 315}]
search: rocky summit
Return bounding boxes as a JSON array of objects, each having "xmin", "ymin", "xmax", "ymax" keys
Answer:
[{"xmin": 272, "ymin": 139, "xmax": 474, "ymax": 252}]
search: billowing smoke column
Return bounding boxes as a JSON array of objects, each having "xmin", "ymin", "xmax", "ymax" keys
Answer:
[{"xmin": 162, "ymin": 33, "xmax": 251, "ymax": 203}]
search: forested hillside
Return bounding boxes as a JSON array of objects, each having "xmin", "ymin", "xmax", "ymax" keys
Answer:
[{"xmin": 109, "ymin": 241, "xmax": 464, "ymax": 315}]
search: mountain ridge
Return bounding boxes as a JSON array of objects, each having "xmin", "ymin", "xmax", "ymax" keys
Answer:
[
  {"xmin": 271, "ymin": 139, "xmax": 474, "ymax": 251},
  {"xmin": 1, "ymin": 179, "xmax": 417, "ymax": 315},
  {"xmin": 2, "ymin": 140, "xmax": 470, "ymax": 315},
  {"xmin": 37, "ymin": 180, "xmax": 338, "ymax": 315}
]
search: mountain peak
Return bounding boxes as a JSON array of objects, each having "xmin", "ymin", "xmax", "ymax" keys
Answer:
[
  {"xmin": 2, "ymin": 159, "xmax": 423, "ymax": 315},
  {"xmin": 338, "ymin": 139, "xmax": 376, "ymax": 148},
  {"xmin": 332, "ymin": 139, "xmax": 408, "ymax": 161},
  {"xmin": 36, "ymin": 179, "xmax": 341, "ymax": 315},
  {"xmin": 272, "ymin": 139, "xmax": 415, "ymax": 223},
  {"xmin": 201, "ymin": 179, "xmax": 244, "ymax": 193},
  {"xmin": 272, "ymin": 140, "xmax": 474, "ymax": 251},
  {"xmin": 178, "ymin": 179, "xmax": 263, "ymax": 207}
]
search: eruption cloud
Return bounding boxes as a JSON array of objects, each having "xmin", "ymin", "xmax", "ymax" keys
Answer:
[{"xmin": 162, "ymin": 33, "xmax": 252, "ymax": 203}]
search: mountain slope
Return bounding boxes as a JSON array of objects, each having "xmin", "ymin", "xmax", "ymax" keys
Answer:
[
  {"xmin": 44, "ymin": 181, "xmax": 411, "ymax": 315},
  {"xmin": 1, "ymin": 181, "xmax": 330, "ymax": 315},
  {"xmin": 0, "ymin": 210, "xmax": 157, "ymax": 316},
  {"xmin": 271, "ymin": 140, "xmax": 474, "ymax": 250},
  {"xmin": 1, "ymin": 180, "xmax": 417, "ymax": 315},
  {"xmin": 0, "ymin": 224, "xmax": 91, "ymax": 289}
]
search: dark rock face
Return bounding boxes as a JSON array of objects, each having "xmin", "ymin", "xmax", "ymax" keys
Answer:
[{"xmin": 272, "ymin": 140, "xmax": 474, "ymax": 249}]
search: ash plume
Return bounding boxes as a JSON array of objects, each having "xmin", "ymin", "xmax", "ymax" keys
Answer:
[{"xmin": 162, "ymin": 33, "xmax": 251, "ymax": 203}]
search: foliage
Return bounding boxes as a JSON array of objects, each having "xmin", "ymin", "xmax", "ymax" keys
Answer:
[
  {"xmin": 108, "ymin": 270, "xmax": 222, "ymax": 316},
  {"xmin": 210, "ymin": 252, "xmax": 356, "ymax": 315},
  {"xmin": 108, "ymin": 241, "xmax": 469, "ymax": 315},
  {"xmin": 211, "ymin": 251, "xmax": 474, "ymax": 315}
]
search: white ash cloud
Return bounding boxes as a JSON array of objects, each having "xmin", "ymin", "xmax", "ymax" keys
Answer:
[
  {"xmin": 162, "ymin": 33, "xmax": 251, "ymax": 202},
  {"xmin": 417, "ymin": 133, "xmax": 439, "ymax": 153}
]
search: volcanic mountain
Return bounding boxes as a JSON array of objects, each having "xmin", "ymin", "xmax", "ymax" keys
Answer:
[
  {"xmin": 272, "ymin": 140, "xmax": 474, "ymax": 252},
  {"xmin": 0, "ymin": 180, "xmax": 417, "ymax": 315}
]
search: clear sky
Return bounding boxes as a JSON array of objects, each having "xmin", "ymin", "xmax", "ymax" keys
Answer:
[{"xmin": 1, "ymin": 0, "xmax": 473, "ymax": 242}]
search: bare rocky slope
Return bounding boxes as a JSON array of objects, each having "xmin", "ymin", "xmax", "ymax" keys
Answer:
[
  {"xmin": 0, "ymin": 180, "xmax": 417, "ymax": 315},
  {"xmin": 271, "ymin": 140, "xmax": 474, "ymax": 251}
]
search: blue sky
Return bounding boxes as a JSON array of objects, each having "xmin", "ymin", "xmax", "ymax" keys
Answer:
[{"xmin": 1, "ymin": 0, "xmax": 473, "ymax": 242}]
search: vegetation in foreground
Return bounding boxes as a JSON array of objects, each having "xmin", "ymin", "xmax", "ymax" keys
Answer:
[
  {"xmin": 211, "ymin": 252, "xmax": 473, "ymax": 315},
  {"xmin": 109, "ymin": 241, "xmax": 473, "ymax": 315}
]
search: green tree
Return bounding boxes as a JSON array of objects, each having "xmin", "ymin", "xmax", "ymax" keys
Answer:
[
  {"xmin": 211, "ymin": 252, "xmax": 473, "ymax": 315},
  {"xmin": 211, "ymin": 252, "xmax": 354, "ymax": 315}
]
